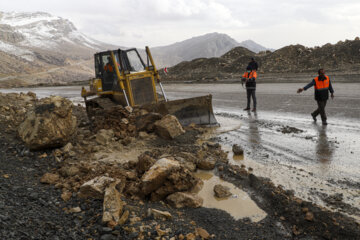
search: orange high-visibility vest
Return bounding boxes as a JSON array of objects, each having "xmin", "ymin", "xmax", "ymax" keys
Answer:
[
  {"xmin": 242, "ymin": 71, "xmax": 257, "ymax": 79},
  {"xmin": 314, "ymin": 75, "xmax": 329, "ymax": 90},
  {"xmin": 104, "ymin": 64, "xmax": 114, "ymax": 72}
]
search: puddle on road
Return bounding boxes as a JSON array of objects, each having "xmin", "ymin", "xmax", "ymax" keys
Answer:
[{"xmin": 194, "ymin": 170, "xmax": 267, "ymax": 222}]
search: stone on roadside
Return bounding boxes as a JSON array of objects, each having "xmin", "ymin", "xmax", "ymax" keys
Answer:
[
  {"xmin": 119, "ymin": 210, "xmax": 129, "ymax": 225},
  {"xmin": 166, "ymin": 192, "xmax": 203, "ymax": 208},
  {"xmin": 102, "ymin": 182, "xmax": 124, "ymax": 224},
  {"xmin": 232, "ymin": 144, "xmax": 244, "ymax": 155},
  {"xmin": 18, "ymin": 96, "xmax": 77, "ymax": 150},
  {"xmin": 40, "ymin": 173, "xmax": 60, "ymax": 184},
  {"xmin": 78, "ymin": 176, "xmax": 116, "ymax": 199},
  {"xmin": 213, "ymin": 184, "xmax": 232, "ymax": 198},
  {"xmin": 305, "ymin": 211, "xmax": 314, "ymax": 221},
  {"xmin": 141, "ymin": 158, "xmax": 181, "ymax": 195},
  {"xmin": 197, "ymin": 156, "xmax": 216, "ymax": 170},
  {"xmin": 147, "ymin": 208, "xmax": 172, "ymax": 220},
  {"xmin": 69, "ymin": 207, "xmax": 81, "ymax": 213},
  {"xmin": 137, "ymin": 153, "xmax": 157, "ymax": 175},
  {"xmin": 196, "ymin": 228, "xmax": 210, "ymax": 239},
  {"xmin": 154, "ymin": 115, "xmax": 185, "ymax": 139},
  {"xmin": 61, "ymin": 191, "xmax": 72, "ymax": 202}
]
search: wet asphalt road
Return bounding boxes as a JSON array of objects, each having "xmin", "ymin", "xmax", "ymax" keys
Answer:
[{"xmin": 1, "ymin": 82, "xmax": 359, "ymax": 219}]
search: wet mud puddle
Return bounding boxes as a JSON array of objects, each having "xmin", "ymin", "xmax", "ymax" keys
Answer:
[{"xmin": 194, "ymin": 170, "xmax": 267, "ymax": 222}]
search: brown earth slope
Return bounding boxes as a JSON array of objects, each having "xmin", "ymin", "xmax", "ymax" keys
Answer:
[{"xmin": 162, "ymin": 37, "xmax": 360, "ymax": 83}]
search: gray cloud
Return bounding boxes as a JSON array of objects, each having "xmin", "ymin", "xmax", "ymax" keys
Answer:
[{"xmin": 1, "ymin": 0, "xmax": 359, "ymax": 49}]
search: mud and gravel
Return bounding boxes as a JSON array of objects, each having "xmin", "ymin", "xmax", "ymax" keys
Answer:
[{"xmin": 1, "ymin": 91, "xmax": 360, "ymax": 240}]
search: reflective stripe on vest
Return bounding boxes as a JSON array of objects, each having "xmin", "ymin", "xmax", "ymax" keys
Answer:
[
  {"xmin": 242, "ymin": 71, "xmax": 257, "ymax": 79},
  {"xmin": 314, "ymin": 75, "xmax": 329, "ymax": 90}
]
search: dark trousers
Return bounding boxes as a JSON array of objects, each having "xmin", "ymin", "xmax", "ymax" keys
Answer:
[
  {"xmin": 312, "ymin": 100, "xmax": 327, "ymax": 122},
  {"xmin": 246, "ymin": 89, "xmax": 256, "ymax": 108}
]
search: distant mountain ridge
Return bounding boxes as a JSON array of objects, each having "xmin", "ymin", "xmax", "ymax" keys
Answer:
[{"xmin": 151, "ymin": 32, "xmax": 271, "ymax": 67}]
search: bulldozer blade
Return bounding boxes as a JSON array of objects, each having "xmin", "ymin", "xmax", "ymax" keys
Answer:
[{"xmin": 144, "ymin": 95, "xmax": 218, "ymax": 126}]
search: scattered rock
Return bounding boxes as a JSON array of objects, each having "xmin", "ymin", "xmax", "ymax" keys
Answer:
[
  {"xmin": 154, "ymin": 115, "xmax": 185, "ymax": 139},
  {"xmin": 69, "ymin": 207, "xmax": 81, "ymax": 213},
  {"xmin": 232, "ymin": 144, "xmax": 243, "ymax": 155},
  {"xmin": 305, "ymin": 212, "xmax": 314, "ymax": 221},
  {"xmin": 148, "ymin": 208, "xmax": 172, "ymax": 220},
  {"xmin": 141, "ymin": 158, "xmax": 181, "ymax": 195},
  {"xmin": 197, "ymin": 156, "xmax": 216, "ymax": 170},
  {"xmin": 61, "ymin": 191, "xmax": 72, "ymax": 202},
  {"xmin": 102, "ymin": 182, "xmax": 124, "ymax": 224},
  {"xmin": 196, "ymin": 227, "xmax": 210, "ymax": 239},
  {"xmin": 166, "ymin": 192, "xmax": 203, "ymax": 208},
  {"xmin": 40, "ymin": 173, "xmax": 60, "ymax": 184},
  {"xmin": 78, "ymin": 176, "xmax": 115, "ymax": 199},
  {"xmin": 118, "ymin": 210, "xmax": 129, "ymax": 225},
  {"xmin": 213, "ymin": 184, "xmax": 232, "ymax": 198}
]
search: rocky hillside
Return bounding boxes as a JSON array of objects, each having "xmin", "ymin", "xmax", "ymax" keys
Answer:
[
  {"xmin": 162, "ymin": 37, "xmax": 360, "ymax": 82},
  {"xmin": 0, "ymin": 11, "xmax": 117, "ymax": 87}
]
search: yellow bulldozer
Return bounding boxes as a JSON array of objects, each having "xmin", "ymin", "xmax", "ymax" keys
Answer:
[{"xmin": 81, "ymin": 46, "xmax": 217, "ymax": 126}]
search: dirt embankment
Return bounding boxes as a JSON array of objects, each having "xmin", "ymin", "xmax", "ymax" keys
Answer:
[
  {"xmin": 161, "ymin": 38, "xmax": 360, "ymax": 83},
  {"xmin": 0, "ymin": 92, "xmax": 359, "ymax": 239}
]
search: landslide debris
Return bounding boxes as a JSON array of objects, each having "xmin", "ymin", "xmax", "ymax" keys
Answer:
[{"xmin": 1, "ymin": 92, "xmax": 359, "ymax": 239}]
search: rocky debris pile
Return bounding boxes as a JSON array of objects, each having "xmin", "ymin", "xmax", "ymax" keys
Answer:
[
  {"xmin": 18, "ymin": 96, "xmax": 77, "ymax": 150},
  {"xmin": 162, "ymin": 37, "xmax": 360, "ymax": 82}
]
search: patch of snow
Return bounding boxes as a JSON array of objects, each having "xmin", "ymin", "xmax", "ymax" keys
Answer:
[
  {"xmin": 0, "ymin": 11, "xmax": 59, "ymax": 27},
  {"xmin": 0, "ymin": 40, "xmax": 35, "ymax": 61}
]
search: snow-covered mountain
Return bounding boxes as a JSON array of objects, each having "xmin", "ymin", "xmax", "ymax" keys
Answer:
[
  {"xmin": 0, "ymin": 11, "xmax": 118, "ymax": 87},
  {"xmin": 0, "ymin": 11, "xmax": 113, "ymax": 62}
]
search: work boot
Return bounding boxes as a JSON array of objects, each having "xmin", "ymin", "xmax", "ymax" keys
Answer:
[
  {"xmin": 311, "ymin": 113, "xmax": 317, "ymax": 122},
  {"xmin": 243, "ymin": 108, "xmax": 250, "ymax": 111},
  {"xmin": 251, "ymin": 108, "xmax": 256, "ymax": 112},
  {"xmin": 322, "ymin": 121, "xmax": 328, "ymax": 125}
]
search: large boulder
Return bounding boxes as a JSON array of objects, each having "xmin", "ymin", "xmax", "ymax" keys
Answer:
[
  {"xmin": 154, "ymin": 115, "xmax": 185, "ymax": 139},
  {"xmin": 18, "ymin": 96, "xmax": 76, "ymax": 150},
  {"xmin": 141, "ymin": 158, "xmax": 181, "ymax": 195},
  {"xmin": 166, "ymin": 192, "xmax": 203, "ymax": 208}
]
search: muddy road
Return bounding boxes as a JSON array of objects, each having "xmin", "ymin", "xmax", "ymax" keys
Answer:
[{"xmin": 1, "ymin": 82, "xmax": 359, "ymax": 221}]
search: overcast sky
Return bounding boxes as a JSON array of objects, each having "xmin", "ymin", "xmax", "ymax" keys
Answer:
[{"xmin": 1, "ymin": 0, "xmax": 360, "ymax": 49}]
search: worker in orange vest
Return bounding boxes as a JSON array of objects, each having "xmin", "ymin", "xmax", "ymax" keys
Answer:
[
  {"xmin": 242, "ymin": 67, "xmax": 258, "ymax": 111},
  {"xmin": 104, "ymin": 56, "xmax": 120, "ymax": 73},
  {"xmin": 297, "ymin": 69, "xmax": 334, "ymax": 125}
]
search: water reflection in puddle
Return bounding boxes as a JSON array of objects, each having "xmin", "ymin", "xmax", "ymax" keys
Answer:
[{"xmin": 194, "ymin": 170, "xmax": 267, "ymax": 222}]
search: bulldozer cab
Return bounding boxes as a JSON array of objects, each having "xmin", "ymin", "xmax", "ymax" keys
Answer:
[{"xmin": 94, "ymin": 49, "xmax": 147, "ymax": 92}]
